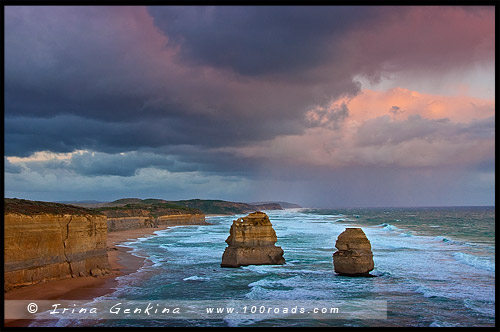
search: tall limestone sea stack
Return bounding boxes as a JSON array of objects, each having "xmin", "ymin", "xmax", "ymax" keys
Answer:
[
  {"xmin": 221, "ymin": 211, "xmax": 285, "ymax": 267},
  {"xmin": 333, "ymin": 228, "xmax": 374, "ymax": 277}
]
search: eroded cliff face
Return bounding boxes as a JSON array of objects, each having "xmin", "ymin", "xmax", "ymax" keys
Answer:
[
  {"xmin": 4, "ymin": 213, "xmax": 111, "ymax": 291},
  {"xmin": 107, "ymin": 214, "xmax": 208, "ymax": 232},
  {"xmin": 332, "ymin": 228, "xmax": 374, "ymax": 277},
  {"xmin": 157, "ymin": 214, "xmax": 207, "ymax": 226},
  {"xmin": 221, "ymin": 212, "xmax": 285, "ymax": 267},
  {"xmin": 107, "ymin": 216, "xmax": 158, "ymax": 232}
]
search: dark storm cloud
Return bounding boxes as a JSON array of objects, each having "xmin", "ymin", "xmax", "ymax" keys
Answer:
[
  {"xmin": 4, "ymin": 110, "xmax": 305, "ymax": 160},
  {"xmin": 147, "ymin": 6, "xmax": 494, "ymax": 79},
  {"xmin": 147, "ymin": 6, "xmax": 380, "ymax": 77},
  {"xmin": 22, "ymin": 151, "xmax": 200, "ymax": 177},
  {"xmin": 4, "ymin": 5, "xmax": 495, "ymax": 182},
  {"xmin": 8, "ymin": 145, "xmax": 269, "ymax": 179},
  {"xmin": 5, "ymin": 6, "xmax": 361, "ymax": 161}
]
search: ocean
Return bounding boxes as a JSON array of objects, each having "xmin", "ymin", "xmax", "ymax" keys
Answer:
[{"xmin": 41, "ymin": 206, "xmax": 495, "ymax": 327}]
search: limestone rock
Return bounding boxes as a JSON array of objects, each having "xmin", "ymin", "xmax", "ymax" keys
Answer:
[
  {"xmin": 4, "ymin": 213, "xmax": 111, "ymax": 291},
  {"xmin": 107, "ymin": 214, "xmax": 208, "ymax": 232},
  {"xmin": 221, "ymin": 212, "xmax": 285, "ymax": 267},
  {"xmin": 333, "ymin": 228, "xmax": 374, "ymax": 277}
]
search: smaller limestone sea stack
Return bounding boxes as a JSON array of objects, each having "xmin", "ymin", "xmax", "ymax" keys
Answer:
[
  {"xmin": 333, "ymin": 228, "xmax": 374, "ymax": 277},
  {"xmin": 221, "ymin": 211, "xmax": 285, "ymax": 267}
]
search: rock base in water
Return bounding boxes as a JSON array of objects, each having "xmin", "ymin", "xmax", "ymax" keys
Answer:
[
  {"xmin": 221, "ymin": 247, "xmax": 285, "ymax": 267},
  {"xmin": 221, "ymin": 211, "xmax": 285, "ymax": 268},
  {"xmin": 333, "ymin": 228, "xmax": 374, "ymax": 277}
]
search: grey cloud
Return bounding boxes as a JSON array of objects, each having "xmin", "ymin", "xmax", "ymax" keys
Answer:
[
  {"xmin": 389, "ymin": 105, "xmax": 403, "ymax": 115},
  {"xmin": 5, "ymin": 6, "xmax": 362, "ymax": 161},
  {"xmin": 305, "ymin": 102, "xmax": 349, "ymax": 129},
  {"xmin": 4, "ymin": 158, "xmax": 23, "ymax": 174},
  {"xmin": 147, "ymin": 6, "xmax": 494, "ymax": 82},
  {"xmin": 147, "ymin": 6, "xmax": 381, "ymax": 78},
  {"xmin": 8, "ymin": 143, "xmax": 266, "ymax": 179},
  {"xmin": 4, "ymin": 111, "xmax": 305, "ymax": 159},
  {"xmin": 68, "ymin": 151, "xmax": 195, "ymax": 177},
  {"xmin": 355, "ymin": 115, "xmax": 495, "ymax": 147},
  {"xmin": 7, "ymin": 6, "xmax": 491, "ymax": 162},
  {"xmin": 9, "ymin": 151, "xmax": 193, "ymax": 177}
]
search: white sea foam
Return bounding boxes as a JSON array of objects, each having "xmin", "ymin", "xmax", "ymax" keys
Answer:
[
  {"xmin": 245, "ymin": 285, "xmax": 327, "ymax": 300},
  {"xmin": 463, "ymin": 299, "xmax": 496, "ymax": 316},
  {"xmin": 452, "ymin": 252, "xmax": 495, "ymax": 272},
  {"xmin": 183, "ymin": 275, "xmax": 211, "ymax": 281},
  {"xmin": 378, "ymin": 223, "xmax": 399, "ymax": 231},
  {"xmin": 331, "ymin": 218, "xmax": 354, "ymax": 222},
  {"xmin": 433, "ymin": 235, "xmax": 453, "ymax": 243},
  {"xmin": 248, "ymin": 276, "xmax": 303, "ymax": 288},
  {"xmin": 429, "ymin": 320, "xmax": 460, "ymax": 327}
]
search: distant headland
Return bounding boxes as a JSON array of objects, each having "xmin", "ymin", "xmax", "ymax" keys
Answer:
[{"xmin": 55, "ymin": 198, "xmax": 302, "ymax": 215}]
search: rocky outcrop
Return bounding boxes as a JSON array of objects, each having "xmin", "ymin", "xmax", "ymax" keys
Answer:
[
  {"xmin": 221, "ymin": 212, "xmax": 285, "ymax": 267},
  {"xmin": 332, "ymin": 228, "xmax": 374, "ymax": 277},
  {"xmin": 4, "ymin": 212, "xmax": 111, "ymax": 291}
]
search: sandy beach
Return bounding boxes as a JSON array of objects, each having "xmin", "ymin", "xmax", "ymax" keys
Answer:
[{"xmin": 4, "ymin": 225, "xmax": 171, "ymax": 327}]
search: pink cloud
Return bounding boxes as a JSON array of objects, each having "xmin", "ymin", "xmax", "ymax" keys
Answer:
[
  {"xmin": 338, "ymin": 6, "xmax": 494, "ymax": 80},
  {"xmin": 347, "ymin": 88, "xmax": 494, "ymax": 123},
  {"xmin": 229, "ymin": 87, "xmax": 494, "ymax": 169}
]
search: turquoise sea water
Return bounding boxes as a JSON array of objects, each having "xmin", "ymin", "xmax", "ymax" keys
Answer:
[{"xmin": 41, "ymin": 206, "xmax": 495, "ymax": 327}]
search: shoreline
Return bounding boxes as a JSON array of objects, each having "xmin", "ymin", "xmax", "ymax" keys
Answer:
[{"xmin": 4, "ymin": 225, "xmax": 172, "ymax": 327}]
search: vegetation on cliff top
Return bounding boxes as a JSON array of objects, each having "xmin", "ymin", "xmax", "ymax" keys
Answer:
[
  {"xmin": 93, "ymin": 198, "xmax": 284, "ymax": 215},
  {"xmin": 4, "ymin": 198, "xmax": 100, "ymax": 216},
  {"xmin": 5, "ymin": 197, "xmax": 293, "ymax": 218},
  {"xmin": 94, "ymin": 199, "xmax": 203, "ymax": 218},
  {"xmin": 168, "ymin": 199, "xmax": 283, "ymax": 215}
]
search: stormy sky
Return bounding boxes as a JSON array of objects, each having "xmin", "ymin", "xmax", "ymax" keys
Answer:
[{"xmin": 4, "ymin": 6, "xmax": 495, "ymax": 207}]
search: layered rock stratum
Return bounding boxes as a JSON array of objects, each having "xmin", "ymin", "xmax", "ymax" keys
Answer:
[
  {"xmin": 92, "ymin": 199, "xmax": 209, "ymax": 232},
  {"xmin": 221, "ymin": 211, "xmax": 285, "ymax": 267},
  {"xmin": 4, "ymin": 198, "xmax": 210, "ymax": 292},
  {"xmin": 332, "ymin": 228, "xmax": 374, "ymax": 276},
  {"xmin": 4, "ymin": 199, "xmax": 111, "ymax": 291},
  {"xmin": 106, "ymin": 214, "xmax": 207, "ymax": 232}
]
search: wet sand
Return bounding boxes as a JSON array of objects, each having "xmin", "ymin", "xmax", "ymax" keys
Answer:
[{"xmin": 4, "ymin": 225, "xmax": 171, "ymax": 327}]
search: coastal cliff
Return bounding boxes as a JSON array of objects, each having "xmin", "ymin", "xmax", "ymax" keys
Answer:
[
  {"xmin": 4, "ymin": 199, "xmax": 111, "ymax": 292},
  {"xmin": 157, "ymin": 214, "xmax": 207, "ymax": 226},
  {"xmin": 4, "ymin": 198, "xmax": 209, "ymax": 291},
  {"xmin": 107, "ymin": 214, "xmax": 208, "ymax": 232},
  {"xmin": 91, "ymin": 198, "xmax": 208, "ymax": 232},
  {"xmin": 221, "ymin": 211, "xmax": 285, "ymax": 267},
  {"xmin": 106, "ymin": 216, "xmax": 157, "ymax": 232}
]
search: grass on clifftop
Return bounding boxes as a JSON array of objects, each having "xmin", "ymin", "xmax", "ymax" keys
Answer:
[
  {"xmin": 4, "ymin": 198, "xmax": 100, "ymax": 216},
  {"xmin": 104, "ymin": 198, "xmax": 251, "ymax": 215},
  {"xmin": 171, "ymin": 199, "xmax": 262, "ymax": 215},
  {"xmin": 4, "ymin": 197, "xmax": 286, "ymax": 218},
  {"xmin": 95, "ymin": 200, "xmax": 203, "ymax": 218}
]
